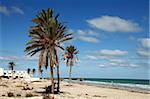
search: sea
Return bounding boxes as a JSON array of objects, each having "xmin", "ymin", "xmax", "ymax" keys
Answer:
[{"xmin": 70, "ymin": 78, "xmax": 150, "ymax": 93}]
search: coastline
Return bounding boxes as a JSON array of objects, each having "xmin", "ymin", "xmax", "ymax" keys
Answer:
[{"xmin": 65, "ymin": 79, "xmax": 150, "ymax": 94}]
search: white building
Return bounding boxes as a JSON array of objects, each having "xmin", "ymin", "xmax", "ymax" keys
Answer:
[
  {"xmin": 0, "ymin": 68, "xmax": 31, "ymax": 78},
  {"xmin": 0, "ymin": 68, "xmax": 4, "ymax": 76}
]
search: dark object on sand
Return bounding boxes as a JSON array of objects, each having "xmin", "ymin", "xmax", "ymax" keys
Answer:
[
  {"xmin": 2, "ymin": 94, "xmax": 5, "ymax": 96},
  {"xmin": 45, "ymin": 83, "xmax": 58, "ymax": 94},
  {"xmin": 45, "ymin": 86, "xmax": 52, "ymax": 94},
  {"xmin": 43, "ymin": 95, "xmax": 51, "ymax": 99},
  {"xmin": 16, "ymin": 93, "xmax": 21, "ymax": 97},
  {"xmin": 23, "ymin": 85, "xmax": 33, "ymax": 90},
  {"xmin": 7, "ymin": 92, "xmax": 14, "ymax": 97},
  {"xmin": 26, "ymin": 93, "xmax": 33, "ymax": 97}
]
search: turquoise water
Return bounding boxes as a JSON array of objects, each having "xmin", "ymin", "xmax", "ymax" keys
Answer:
[
  {"xmin": 68, "ymin": 78, "xmax": 150, "ymax": 90},
  {"xmin": 77, "ymin": 78, "xmax": 150, "ymax": 91},
  {"xmin": 83, "ymin": 78, "xmax": 150, "ymax": 85}
]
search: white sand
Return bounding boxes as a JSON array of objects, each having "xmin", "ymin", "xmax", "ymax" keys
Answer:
[{"xmin": 0, "ymin": 78, "xmax": 149, "ymax": 99}]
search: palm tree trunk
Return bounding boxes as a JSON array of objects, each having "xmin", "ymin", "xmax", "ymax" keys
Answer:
[
  {"xmin": 55, "ymin": 49, "xmax": 60, "ymax": 93},
  {"xmin": 56, "ymin": 65, "xmax": 60, "ymax": 92},
  {"xmin": 69, "ymin": 66, "xmax": 72, "ymax": 85},
  {"xmin": 50, "ymin": 66, "xmax": 54, "ymax": 93},
  {"xmin": 50, "ymin": 48, "xmax": 54, "ymax": 94}
]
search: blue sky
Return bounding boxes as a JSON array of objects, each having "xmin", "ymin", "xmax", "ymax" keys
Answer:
[{"xmin": 0, "ymin": 0, "xmax": 149, "ymax": 79}]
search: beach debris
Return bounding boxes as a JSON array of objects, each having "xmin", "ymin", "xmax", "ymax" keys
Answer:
[
  {"xmin": 43, "ymin": 95, "xmax": 51, "ymax": 99},
  {"xmin": 23, "ymin": 84, "xmax": 33, "ymax": 90},
  {"xmin": 45, "ymin": 85, "xmax": 52, "ymax": 93},
  {"xmin": 2, "ymin": 94, "xmax": 5, "ymax": 96},
  {"xmin": 93, "ymin": 95, "xmax": 107, "ymax": 98},
  {"xmin": 7, "ymin": 92, "xmax": 14, "ymax": 97},
  {"xmin": 26, "ymin": 93, "xmax": 33, "ymax": 97},
  {"xmin": 16, "ymin": 93, "xmax": 21, "ymax": 97}
]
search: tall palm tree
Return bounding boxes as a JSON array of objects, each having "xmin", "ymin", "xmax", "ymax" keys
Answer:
[
  {"xmin": 8, "ymin": 62, "xmax": 16, "ymax": 71},
  {"xmin": 8, "ymin": 62, "xmax": 16, "ymax": 78},
  {"xmin": 27, "ymin": 68, "xmax": 31, "ymax": 75},
  {"xmin": 25, "ymin": 8, "xmax": 72, "ymax": 94},
  {"xmin": 63, "ymin": 45, "xmax": 79, "ymax": 85}
]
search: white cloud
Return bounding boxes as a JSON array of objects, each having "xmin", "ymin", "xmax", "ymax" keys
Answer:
[
  {"xmin": 99, "ymin": 49, "xmax": 128, "ymax": 56},
  {"xmin": 78, "ymin": 36, "xmax": 99, "ymax": 43},
  {"xmin": 137, "ymin": 49, "xmax": 150, "ymax": 57},
  {"xmin": 109, "ymin": 59, "xmax": 126, "ymax": 63},
  {"xmin": 0, "ymin": 5, "xmax": 9, "ymax": 15},
  {"xmin": 86, "ymin": 55, "xmax": 98, "ymax": 60},
  {"xmin": 0, "ymin": 55, "xmax": 38, "ymax": 61},
  {"xmin": 0, "ymin": 5, "xmax": 24, "ymax": 15},
  {"xmin": 77, "ymin": 29, "xmax": 98, "ymax": 36},
  {"xmin": 11, "ymin": 6, "xmax": 24, "ymax": 15},
  {"xmin": 70, "ymin": 29, "xmax": 100, "ymax": 43},
  {"xmin": 86, "ymin": 49, "xmax": 128, "ymax": 61},
  {"xmin": 98, "ymin": 61, "xmax": 139, "ymax": 68},
  {"xmin": 138, "ymin": 38, "xmax": 150, "ymax": 48},
  {"xmin": 87, "ymin": 16, "xmax": 142, "ymax": 32},
  {"xmin": 0, "ymin": 56, "xmax": 18, "ymax": 61},
  {"xmin": 136, "ymin": 38, "xmax": 150, "ymax": 58}
]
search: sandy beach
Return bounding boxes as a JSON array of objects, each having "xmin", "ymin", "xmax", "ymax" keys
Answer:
[{"xmin": 0, "ymin": 78, "xmax": 149, "ymax": 99}]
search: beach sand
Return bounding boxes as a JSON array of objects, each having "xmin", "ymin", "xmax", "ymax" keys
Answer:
[{"xmin": 0, "ymin": 78, "xmax": 149, "ymax": 99}]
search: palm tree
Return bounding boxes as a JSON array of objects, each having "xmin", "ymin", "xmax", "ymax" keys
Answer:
[
  {"xmin": 8, "ymin": 62, "xmax": 16, "ymax": 71},
  {"xmin": 8, "ymin": 62, "xmax": 16, "ymax": 78},
  {"xmin": 27, "ymin": 68, "xmax": 31, "ymax": 77},
  {"xmin": 63, "ymin": 45, "xmax": 79, "ymax": 85},
  {"xmin": 25, "ymin": 8, "xmax": 72, "ymax": 94},
  {"xmin": 32, "ymin": 68, "xmax": 36, "ymax": 77},
  {"xmin": 27, "ymin": 68, "xmax": 31, "ymax": 74}
]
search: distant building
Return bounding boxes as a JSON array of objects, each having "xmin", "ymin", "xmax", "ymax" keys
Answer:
[
  {"xmin": 0, "ymin": 68, "xmax": 31, "ymax": 78},
  {"xmin": 0, "ymin": 68, "xmax": 4, "ymax": 76}
]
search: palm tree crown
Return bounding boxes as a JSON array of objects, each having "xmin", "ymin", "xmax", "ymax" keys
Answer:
[
  {"xmin": 8, "ymin": 62, "xmax": 16, "ymax": 71},
  {"xmin": 64, "ymin": 45, "xmax": 79, "ymax": 66},
  {"xmin": 25, "ymin": 8, "xmax": 72, "ymax": 70}
]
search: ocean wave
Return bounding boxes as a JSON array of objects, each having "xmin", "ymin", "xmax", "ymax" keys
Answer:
[{"xmin": 83, "ymin": 80, "xmax": 150, "ymax": 90}]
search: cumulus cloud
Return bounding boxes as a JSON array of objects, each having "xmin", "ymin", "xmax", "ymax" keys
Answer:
[
  {"xmin": 77, "ymin": 29, "xmax": 98, "ymax": 36},
  {"xmin": 11, "ymin": 6, "xmax": 24, "ymax": 15},
  {"xmin": 87, "ymin": 16, "xmax": 142, "ymax": 32},
  {"xmin": 86, "ymin": 55, "xmax": 98, "ymax": 60},
  {"xmin": 137, "ymin": 49, "xmax": 150, "ymax": 57},
  {"xmin": 0, "ymin": 56, "xmax": 18, "ymax": 61},
  {"xmin": 0, "ymin": 55, "xmax": 38, "ymax": 61},
  {"xmin": 99, "ymin": 49, "xmax": 128, "ymax": 56},
  {"xmin": 0, "ymin": 5, "xmax": 9, "ymax": 15},
  {"xmin": 98, "ymin": 60, "xmax": 139, "ymax": 68},
  {"xmin": 78, "ymin": 36, "xmax": 99, "ymax": 43},
  {"xmin": 138, "ymin": 38, "xmax": 150, "ymax": 48},
  {"xmin": 136, "ymin": 38, "xmax": 150, "ymax": 58},
  {"xmin": 70, "ymin": 29, "xmax": 100, "ymax": 43},
  {"xmin": 86, "ymin": 49, "xmax": 128, "ymax": 61},
  {"xmin": 0, "ymin": 5, "xmax": 24, "ymax": 15}
]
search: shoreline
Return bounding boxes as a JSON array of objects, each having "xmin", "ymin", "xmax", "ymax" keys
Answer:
[{"xmin": 66, "ymin": 80, "xmax": 150, "ymax": 94}]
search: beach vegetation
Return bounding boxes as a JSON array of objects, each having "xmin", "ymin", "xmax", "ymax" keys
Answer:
[
  {"xmin": 7, "ymin": 92, "xmax": 14, "ymax": 97},
  {"xmin": 26, "ymin": 93, "xmax": 33, "ymax": 97},
  {"xmin": 8, "ymin": 62, "xmax": 16, "ymax": 71}
]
